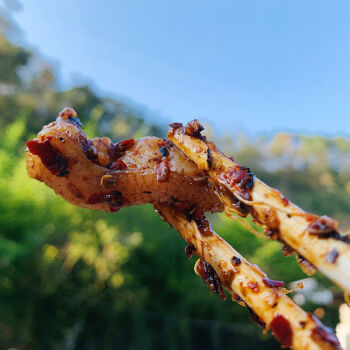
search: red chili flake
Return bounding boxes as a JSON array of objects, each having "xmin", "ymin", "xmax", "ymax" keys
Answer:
[
  {"xmin": 156, "ymin": 160, "xmax": 169, "ymax": 182},
  {"xmin": 110, "ymin": 159, "xmax": 128, "ymax": 170},
  {"xmin": 26, "ymin": 139, "xmax": 68, "ymax": 177},
  {"xmin": 112, "ymin": 138, "xmax": 135, "ymax": 158},
  {"xmin": 118, "ymin": 138, "xmax": 135, "ymax": 148},
  {"xmin": 263, "ymin": 278, "xmax": 285, "ymax": 288},
  {"xmin": 270, "ymin": 314, "xmax": 293, "ymax": 348},
  {"xmin": 231, "ymin": 256, "xmax": 241, "ymax": 266},
  {"xmin": 184, "ymin": 244, "xmax": 196, "ymax": 259},
  {"xmin": 280, "ymin": 194, "xmax": 289, "ymax": 206},
  {"xmin": 308, "ymin": 313, "xmax": 341, "ymax": 350},
  {"xmin": 220, "ymin": 165, "xmax": 254, "ymax": 200},
  {"xmin": 325, "ymin": 248, "xmax": 339, "ymax": 264},
  {"xmin": 248, "ymin": 281, "xmax": 260, "ymax": 293}
]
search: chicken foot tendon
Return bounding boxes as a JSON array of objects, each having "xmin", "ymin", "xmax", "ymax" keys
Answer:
[
  {"xmin": 155, "ymin": 203, "xmax": 341, "ymax": 350},
  {"xmin": 26, "ymin": 109, "xmax": 341, "ymax": 349},
  {"xmin": 26, "ymin": 108, "xmax": 222, "ymax": 213},
  {"xmin": 168, "ymin": 120, "xmax": 350, "ymax": 296}
]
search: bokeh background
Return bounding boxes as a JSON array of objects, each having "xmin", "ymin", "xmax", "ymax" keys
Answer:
[{"xmin": 1, "ymin": 1, "xmax": 350, "ymax": 349}]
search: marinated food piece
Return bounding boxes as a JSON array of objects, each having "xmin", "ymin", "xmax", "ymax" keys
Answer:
[
  {"xmin": 168, "ymin": 120, "xmax": 350, "ymax": 293},
  {"xmin": 26, "ymin": 109, "xmax": 223, "ymax": 213},
  {"xmin": 155, "ymin": 203, "xmax": 339, "ymax": 349}
]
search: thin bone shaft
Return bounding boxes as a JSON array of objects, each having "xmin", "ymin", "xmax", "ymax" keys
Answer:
[
  {"xmin": 155, "ymin": 203, "xmax": 339, "ymax": 350},
  {"xmin": 168, "ymin": 125, "xmax": 350, "ymax": 292}
]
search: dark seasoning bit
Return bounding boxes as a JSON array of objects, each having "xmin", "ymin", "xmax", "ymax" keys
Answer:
[
  {"xmin": 168, "ymin": 122, "xmax": 185, "ymax": 136},
  {"xmin": 227, "ymin": 187, "xmax": 251, "ymax": 217},
  {"xmin": 263, "ymin": 278, "xmax": 285, "ymax": 288},
  {"xmin": 187, "ymin": 207, "xmax": 205, "ymax": 227},
  {"xmin": 184, "ymin": 244, "xmax": 197, "ymax": 259},
  {"xmin": 68, "ymin": 116, "xmax": 83, "ymax": 128},
  {"xmin": 279, "ymin": 241, "xmax": 317, "ymax": 275},
  {"xmin": 308, "ymin": 215, "xmax": 338, "ymax": 235},
  {"xmin": 297, "ymin": 254, "xmax": 317, "ymax": 275},
  {"xmin": 282, "ymin": 243, "xmax": 294, "ymax": 257},
  {"xmin": 231, "ymin": 293, "xmax": 245, "ymax": 305},
  {"xmin": 195, "ymin": 258, "xmax": 226, "ymax": 301},
  {"xmin": 160, "ymin": 146, "xmax": 168, "ymax": 157},
  {"xmin": 308, "ymin": 215, "xmax": 350, "ymax": 244},
  {"xmin": 308, "ymin": 313, "xmax": 341, "ymax": 349},
  {"xmin": 321, "ymin": 231, "xmax": 350, "ymax": 243},
  {"xmin": 265, "ymin": 228, "xmax": 280, "ymax": 241},
  {"xmin": 184, "ymin": 119, "xmax": 205, "ymax": 139},
  {"xmin": 246, "ymin": 305, "xmax": 266, "ymax": 329},
  {"xmin": 207, "ymin": 146, "xmax": 212, "ymax": 168},
  {"xmin": 325, "ymin": 248, "xmax": 339, "ymax": 264},
  {"xmin": 187, "ymin": 207, "xmax": 211, "ymax": 236},
  {"xmin": 81, "ymin": 137, "xmax": 97, "ymax": 162},
  {"xmin": 168, "ymin": 122, "xmax": 183, "ymax": 130},
  {"xmin": 231, "ymin": 256, "xmax": 241, "ymax": 266},
  {"xmin": 171, "ymin": 196, "xmax": 180, "ymax": 203}
]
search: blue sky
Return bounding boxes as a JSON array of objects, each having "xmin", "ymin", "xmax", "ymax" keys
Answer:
[{"xmin": 11, "ymin": 0, "xmax": 350, "ymax": 135}]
